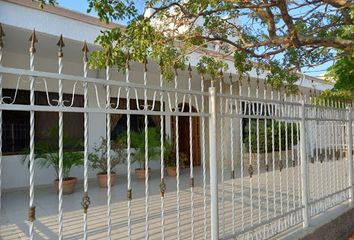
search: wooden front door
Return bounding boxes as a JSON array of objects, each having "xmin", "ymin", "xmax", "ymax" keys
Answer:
[{"xmin": 171, "ymin": 105, "xmax": 200, "ymax": 166}]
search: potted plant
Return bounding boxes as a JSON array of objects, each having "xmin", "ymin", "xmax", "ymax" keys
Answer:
[
  {"xmin": 164, "ymin": 138, "xmax": 177, "ymax": 177},
  {"xmin": 22, "ymin": 127, "xmax": 83, "ymax": 194},
  {"xmin": 179, "ymin": 152, "xmax": 188, "ymax": 169},
  {"xmin": 129, "ymin": 127, "xmax": 160, "ymax": 179},
  {"xmin": 88, "ymin": 137, "xmax": 126, "ymax": 188}
]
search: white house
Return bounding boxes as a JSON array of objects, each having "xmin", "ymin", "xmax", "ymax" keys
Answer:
[{"xmin": 0, "ymin": 0, "xmax": 333, "ymax": 190}]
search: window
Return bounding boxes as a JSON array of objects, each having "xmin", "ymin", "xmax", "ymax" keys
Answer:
[
  {"xmin": 2, "ymin": 89, "xmax": 84, "ymax": 155},
  {"xmin": 110, "ymin": 98, "xmax": 161, "ymax": 140}
]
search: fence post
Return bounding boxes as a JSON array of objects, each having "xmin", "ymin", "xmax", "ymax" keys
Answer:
[
  {"xmin": 209, "ymin": 86, "xmax": 219, "ymax": 239},
  {"xmin": 348, "ymin": 107, "xmax": 353, "ymax": 206},
  {"xmin": 300, "ymin": 99, "xmax": 309, "ymax": 228}
]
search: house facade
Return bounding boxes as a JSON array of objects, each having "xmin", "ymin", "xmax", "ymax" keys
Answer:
[{"xmin": 0, "ymin": 0, "xmax": 333, "ymax": 190}]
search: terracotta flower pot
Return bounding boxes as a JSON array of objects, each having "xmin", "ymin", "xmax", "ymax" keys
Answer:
[
  {"xmin": 135, "ymin": 168, "xmax": 151, "ymax": 179},
  {"xmin": 166, "ymin": 166, "xmax": 177, "ymax": 177},
  {"xmin": 54, "ymin": 177, "xmax": 77, "ymax": 195},
  {"xmin": 97, "ymin": 172, "xmax": 117, "ymax": 188}
]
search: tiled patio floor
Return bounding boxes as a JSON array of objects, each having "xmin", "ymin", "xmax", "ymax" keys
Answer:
[
  {"xmin": 1, "ymin": 167, "xmax": 213, "ymax": 239},
  {"xmin": 0, "ymin": 161, "xmax": 349, "ymax": 240}
]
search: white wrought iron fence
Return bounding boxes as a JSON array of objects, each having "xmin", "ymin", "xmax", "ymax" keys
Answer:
[
  {"xmin": 0, "ymin": 29, "xmax": 353, "ymax": 240},
  {"xmin": 215, "ymin": 79, "xmax": 353, "ymax": 240}
]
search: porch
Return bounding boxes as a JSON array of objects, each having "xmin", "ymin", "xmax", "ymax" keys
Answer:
[
  {"xmin": 1, "ymin": 160, "xmax": 350, "ymax": 240},
  {"xmin": 0, "ymin": 22, "xmax": 352, "ymax": 240}
]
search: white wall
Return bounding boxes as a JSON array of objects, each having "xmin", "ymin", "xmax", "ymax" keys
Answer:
[
  {"xmin": 0, "ymin": 0, "xmax": 333, "ymax": 189},
  {"xmin": 1, "ymin": 39, "xmax": 202, "ymax": 189},
  {"xmin": 0, "ymin": 1, "xmax": 106, "ymax": 44}
]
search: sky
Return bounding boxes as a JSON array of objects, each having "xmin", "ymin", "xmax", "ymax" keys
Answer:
[
  {"xmin": 57, "ymin": 0, "xmax": 92, "ymax": 15},
  {"xmin": 56, "ymin": 0, "xmax": 145, "ymax": 25},
  {"xmin": 56, "ymin": 0, "xmax": 330, "ymax": 78}
]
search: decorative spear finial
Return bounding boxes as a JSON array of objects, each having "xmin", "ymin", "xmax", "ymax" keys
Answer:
[
  {"xmin": 57, "ymin": 34, "xmax": 65, "ymax": 57},
  {"xmin": 173, "ymin": 62, "xmax": 178, "ymax": 76},
  {"xmin": 229, "ymin": 72, "xmax": 233, "ymax": 84},
  {"xmin": 248, "ymin": 164, "xmax": 254, "ymax": 178},
  {"xmin": 0, "ymin": 23, "xmax": 5, "ymax": 48},
  {"xmin": 81, "ymin": 41, "xmax": 89, "ymax": 62},
  {"xmin": 218, "ymin": 69, "xmax": 224, "ymax": 90},
  {"xmin": 29, "ymin": 29, "xmax": 38, "ymax": 53},
  {"xmin": 104, "ymin": 45, "xmax": 112, "ymax": 66},
  {"xmin": 143, "ymin": 57, "xmax": 148, "ymax": 72},
  {"xmin": 125, "ymin": 51, "xmax": 130, "ymax": 69},
  {"xmin": 159, "ymin": 58, "xmax": 163, "ymax": 69},
  {"xmin": 160, "ymin": 179, "xmax": 166, "ymax": 197},
  {"xmin": 188, "ymin": 63, "xmax": 192, "ymax": 78}
]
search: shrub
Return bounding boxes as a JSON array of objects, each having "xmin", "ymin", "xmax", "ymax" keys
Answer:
[
  {"xmin": 119, "ymin": 127, "xmax": 160, "ymax": 169},
  {"xmin": 244, "ymin": 120, "xmax": 298, "ymax": 153},
  {"xmin": 22, "ymin": 126, "xmax": 83, "ymax": 179},
  {"xmin": 88, "ymin": 137, "xmax": 126, "ymax": 174}
]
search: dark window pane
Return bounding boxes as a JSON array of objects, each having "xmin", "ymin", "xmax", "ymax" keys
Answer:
[{"xmin": 2, "ymin": 89, "xmax": 84, "ymax": 154}]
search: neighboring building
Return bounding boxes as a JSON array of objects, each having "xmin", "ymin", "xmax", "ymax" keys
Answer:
[{"xmin": 0, "ymin": 0, "xmax": 333, "ymax": 189}]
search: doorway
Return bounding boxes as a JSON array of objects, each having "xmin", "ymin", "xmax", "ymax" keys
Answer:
[{"xmin": 171, "ymin": 104, "xmax": 201, "ymax": 167}]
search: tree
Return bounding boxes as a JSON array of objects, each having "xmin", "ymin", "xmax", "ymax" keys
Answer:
[
  {"xmin": 38, "ymin": 0, "xmax": 353, "ymax": 93},
  {"xmin": 322, "ymin": 54, "xmax": 354, "ymax": 101}
]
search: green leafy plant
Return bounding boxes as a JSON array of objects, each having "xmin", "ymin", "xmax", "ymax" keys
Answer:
[
  {"xmin": 162, "ymin": 137, "xmax": 187, "ymax": 167},
  {"xmin": 244, "ymin": 120, "xmax": 298, "ymax": 154},
  {"xmin": 38, "ymin": 0, "xmax": 353, "ymax": 93},
  {"xmin": 22, "ymin": 126, "xmax": 83, "ymax": 180},
  {"xmin": 179, "ymin": 152, "xmax": 188, "ymax": 168},
  {"xmin": 120, "ymin": 127, "xmax": 160, "ymax": 169},
  {"xmin": 88, "ymin": 137, "xmax": 126, "ymax": 174},
  {"xmin": 163, "ymin": 137, "xmax": 176, "ymax": 167}
]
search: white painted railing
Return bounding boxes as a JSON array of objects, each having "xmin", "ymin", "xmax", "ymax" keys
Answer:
[
  {"xmin": 0, "ymin": 30, "xmax": 353, "ymax": 240},
  {"xmin": 216, "ymin": 80, "xmax": 353, "ymax": 239}
]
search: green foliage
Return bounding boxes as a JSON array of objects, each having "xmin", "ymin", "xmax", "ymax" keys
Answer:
[
  {"xmin": 266, "ymin": 61, "xmax": 299, "ymax": 94},
  {"xmin": 22, "ymin": 127, "xmax": 83, "ymax": 179},
  {"xmin": 196, "ymin": 56, "xmax": 228, "ymax": 81},
  {"xmin": 325, "ymin": 54, "xmax": 354, "ymax": 100},
  {"xmin": 37, "ymin": 0, "xmax": 354, "ymax": 92},
  {"xmin": 37, "ymin": 0, "xmax": 57, "ymax": 8},
  {"xmin": 87, "ymin": 0, "xmax": 138, "ymax": 24},
  {"xmin": 244, "ymin": 120, "xmax": 298, "ymax": 154},
  {"xmin": 163, "ymin": 137, "xmax": 175, "ymax": 167},
  {"xmin": 120, "ymin": 127, "xmax": 160, "ymax": 169},
  {"xmin": 88, "ymin": 137, "xmax": 127, "ymax": 174},
  {"xmin": 88, "ymin": 19, "xmax": 187, "ymax": 81},
  {"xmin": 317, "ymin": 89, "xmax": 354, "ymax": 103},
  {"xmin": 233, "ymin": 50, "xmax": 252, "ymax": 76},
  {"xmin": 322, "ymin": 7, "xmax": 354, "ymax": 100}
]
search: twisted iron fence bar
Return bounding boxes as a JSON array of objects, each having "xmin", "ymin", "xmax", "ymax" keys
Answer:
[
  {"xmin": 57, "ymin": 35, "xmax": 64, "ymax": 240},
  {"xmin": 0, "ymin": 24, "xmax": 3, "ymax": 211},
  {"xmin": 143, "ymin": 60, "xmax": 150, "ymax": 240},
  {"xmin": 125, "ymin": 58, "xmax": 132, "ymax": 240},
  {"xmin": 200, "ymin": 74, "xmax": 208, "ymax": 240},
  {"xmin": 28, "ymin": 30, "xmax": 36, "ymax": 240},
  {"xmin": 82, "ymin": 41, "xmax": 89, "ymax": 240},
  {"xmin": 229, "ymin": 75, "xmax": 236, "ymax": 237},
  {"xmin": 106, "ymin": 64, "xmax": 112, "ymax": 240},
  {"xmin": 188, "ymin": 65, "xmax": 195, "ymax": 240},
  {"xmin": 159, "ymin": 65, "xmax": 165, "ymax": 240},
  {"xmin": 218, "ymin": 72, "xmax": 225, "ymax": 239}
]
